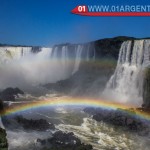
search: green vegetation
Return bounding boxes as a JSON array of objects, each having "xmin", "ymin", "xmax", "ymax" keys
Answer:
[
  {"xmin": 0, "ymin": 128, "xmax": 8, "ymax": 150},
  {"xmin": 0, "ymin": 100, "xmax": 8, "ymax": 150}
]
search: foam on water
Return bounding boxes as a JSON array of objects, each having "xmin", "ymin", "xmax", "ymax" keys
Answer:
[{"xmin": 57, "ymin": 117, "xmax": 150, "ymax": 150}]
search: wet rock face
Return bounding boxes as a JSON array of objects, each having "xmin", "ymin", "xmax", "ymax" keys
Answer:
[
  {"xmin": 0, "ymin": 128, "xmax": 8, "ymax": 150},
  {"xmin": 36, "ymin": 131, "xmax": 93, "ymax": 150},
  {"xmin": 0, "ymin": 87, "xmax": 24, "ymax": 101},
  {"xmin": 143, "ymin": 68, "xmax": 150, "ymax": 109},
  {"xmin": 94, "ymin": 36, "xmax": 136, "ymax": 59}
]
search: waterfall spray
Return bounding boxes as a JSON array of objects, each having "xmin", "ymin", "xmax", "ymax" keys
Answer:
[{"xmin": 0, "ymin": 44, "xmax": 94, "ymax": 89}]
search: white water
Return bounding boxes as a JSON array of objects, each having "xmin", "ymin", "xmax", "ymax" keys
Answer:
[
  {"xmin": 0, "ymin": 47, "xmax": 32, "ymax": 63},
  {"xmin": 57, "ymin": 117, "xmax": 150, "ymax": 150},
  {"xmin": 103, "ymin": 40, "xmax": 150, "ymax": 106},
  {"xmin": 72, "ymin": 45, "xmax": 84, "ymax": 74}
]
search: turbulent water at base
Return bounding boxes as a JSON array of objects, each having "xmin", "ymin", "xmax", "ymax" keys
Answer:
[
  {"xmin": 103, "ymin": 40, "xmax": 150, "ymax": 106},
  {"xmin": 4, "ymin": 101, "xmax": 150, "ymax": 150},
  {"xmin": 0, "ymin": 44, "xmax": 94, "ymax": 89},
  {"xmin": 57, "ymin": 117, "xmax": 150, "ymax": 150}
]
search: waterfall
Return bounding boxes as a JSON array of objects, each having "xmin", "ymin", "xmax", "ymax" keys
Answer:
[
  {"xmin": 103, "ymin": 40, "xmax": 150, "ymax": 106},
  {"xmin": 52, "ymin": 44, "xmax": 94, "ymax": 75},
  {"xmin": 36, "ymin": 47, "xmax": 52, "ymax": 59},
  {"xmin": 72, "ymin": 45, "xmax": 84, "ymax": 74},
  {"xmin": 61, "ymin": 46, "xmax": 71, "ymax": 75},
  {"xmin": 0, "ymin": 47, "xmax": 34, "ymax": 63},
  {"xmin": 50, "ymin": 44, "xmax": 83, "ymax": 78},
  {"xmin": 0, "ymin": 44, "xmax": 94, "ymax": 89}
]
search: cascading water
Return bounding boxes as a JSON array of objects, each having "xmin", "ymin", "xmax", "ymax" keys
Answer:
[
  {"xmin": 103, "ymin": 40, "xmax": 150, "ymax": 106},
  {"xmin": 72, "ymin": 45, "xmax": 84, "ymax": 74},
  {"xmin": 0, "ymin": 47, "xmax": 32, "ymax": 63},
  {"xmin": 36, "ymin": 47, "xmax": 52, "ymax": 59}
]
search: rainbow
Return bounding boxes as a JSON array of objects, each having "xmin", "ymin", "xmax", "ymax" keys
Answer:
[{"xmin": 1, "ymin": 97, "xmax": 150, "ymax": 121}]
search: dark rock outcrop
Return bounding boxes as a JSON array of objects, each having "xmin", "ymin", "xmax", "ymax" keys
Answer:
[
  {"xmin": 15, "ymin": 115, "xmax": 55, "ymax": 131},
  {"xmin": 84, "ymin": 107, "xmax": 150, "ymax": 135},
  {"xmin": 94, "ymin": 36, "xmax": 136, "ymax": 59},
  {"xmin": 0, "ymin": 87, "xmax": 24, "ymax": 101},
  {"xmin": 36, "ymin": 131, "xmax": 93, "ymax": 150},
  {"xmin": 2, "ymin": 115, "xmax": 55, "ymax": 131}
]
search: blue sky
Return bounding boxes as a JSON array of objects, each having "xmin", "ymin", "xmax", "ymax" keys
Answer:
[{"xmin": 0, "ymin": 0, "xmax": 150, "ymax": 46}]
